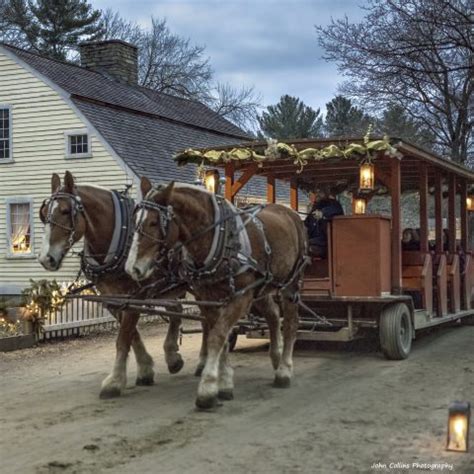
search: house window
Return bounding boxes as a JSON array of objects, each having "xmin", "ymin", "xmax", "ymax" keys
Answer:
[
  {"xmin": 0, "ymin": 106, "xmax": 12, "ymax": 161},
  {"xmin": 7, "ymin": 199, "xmax": 34, "ymax": 257},
  {"xmin": 65, "ymin": 130, "xmax": 91, "ymax": 158}
]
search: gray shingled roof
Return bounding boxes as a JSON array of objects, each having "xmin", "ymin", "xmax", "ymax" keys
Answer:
[
  {"xmin": 2, "ymin": 43, "xmax": 251, "ymax": 183},
  {"xmin": 73, "ymin": 98, "xmax": 244, "ymax": 183}
]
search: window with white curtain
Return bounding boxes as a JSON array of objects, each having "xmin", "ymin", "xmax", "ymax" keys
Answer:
[{"xmin": 6, "ymin": 198, "xmax": 34, "ymax": 257}]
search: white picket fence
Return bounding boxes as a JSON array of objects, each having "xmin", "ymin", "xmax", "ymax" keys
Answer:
[{"xmin": 39, "ymin": 298, "xmax": 163, "ymax": 340}]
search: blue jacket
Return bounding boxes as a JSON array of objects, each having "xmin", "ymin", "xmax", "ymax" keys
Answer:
[{"xmin": 304, "ymin": 199, "xmax": 344, "ymax": 247}]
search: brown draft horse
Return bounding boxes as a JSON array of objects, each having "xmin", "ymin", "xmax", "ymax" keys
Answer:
[
  {"xmin": 38, "ymin": 171, "xmax": 187, "ymax": 399},
  {"xmin": 126, "ymin": 178, "xmax": 308, "ymax": 410}
]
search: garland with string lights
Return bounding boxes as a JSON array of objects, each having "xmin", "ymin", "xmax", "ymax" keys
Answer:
[{"xmin": 175, "ymin": 129, "xmax": 401, "ymax": 173}]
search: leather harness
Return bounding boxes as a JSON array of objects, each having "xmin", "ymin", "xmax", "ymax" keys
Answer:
[
  {"xmin": 41, "ymin": 189, "xmax": 135, "ymax": 283},
  {"xmin": 135, "ymin": 189, "xmax": 310, "ymax": 303}
]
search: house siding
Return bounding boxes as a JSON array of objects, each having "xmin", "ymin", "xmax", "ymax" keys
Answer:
[{"xmin": 0, "ymin": 51, "xmax": 133, "ymax": 293}]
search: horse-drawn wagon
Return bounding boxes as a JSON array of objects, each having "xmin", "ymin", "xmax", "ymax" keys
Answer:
[
  {"xmin": 175, "ymin": 137, "xmax": 474, "ymax": 360},
  {"xmin": 38, "ymin": 136, "xmax": 474, "ymax": 406}
]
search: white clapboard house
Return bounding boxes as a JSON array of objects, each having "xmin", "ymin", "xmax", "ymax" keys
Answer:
[{"xmin": 0, "ymin": 40, "xmax": 251, "ymax": 295}]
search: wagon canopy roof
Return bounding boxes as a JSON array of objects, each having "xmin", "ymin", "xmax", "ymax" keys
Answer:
[{"xmin": 174, "ymin": 137, "xmax": 474, "ymax": 188}]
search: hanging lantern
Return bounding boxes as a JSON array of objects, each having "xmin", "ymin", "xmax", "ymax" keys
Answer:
[
  {"xmin": 447, "ymin": 401, "xmax": 470, "ymax": 452},
  {"xmin": 359, "ymin": 161, "xmax": 375, "ymax": 191},
  {"xmin": 467, "ymin": 196, "xmax": 474, "ymax": 212},
  {"xmin": 204, "ymin": 169, "xmax": 220, "ymax": 194},
  {"xmin": 352, "ymin": 196, "xmax": 367, "ymax": 215}
]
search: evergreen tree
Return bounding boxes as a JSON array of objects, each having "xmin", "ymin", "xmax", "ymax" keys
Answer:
[
  {"xmin": 377, "ymin": 104, "xmax": 435, "ymax": 149},
  {"xmin": 1, "ymin": 0, "xmax": 103, "ymax": 60},
  {"xmin": 325, "ymin": 95, "xmax": 372, "ymax": 137},
  {"xmin": 258, "ymin": 95, "xmax": 323, "ymax": 139}
]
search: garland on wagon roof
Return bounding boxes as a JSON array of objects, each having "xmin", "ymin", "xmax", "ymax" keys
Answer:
[{"xmin": 175, "ymin": 130, "xmax": 402, "ymax": 173}]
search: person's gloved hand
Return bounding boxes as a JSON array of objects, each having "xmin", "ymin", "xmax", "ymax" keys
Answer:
[{"xmin": 312, "ymin": 209, "xmax": 323, "ymax": 219}]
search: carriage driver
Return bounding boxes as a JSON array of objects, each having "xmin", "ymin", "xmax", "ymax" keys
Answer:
[{"xmin": 304, "ymin": 185, "xmax": 344, "ymax": 258}]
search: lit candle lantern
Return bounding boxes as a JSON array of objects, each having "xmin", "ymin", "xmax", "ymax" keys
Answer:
[
  {"xmin": 353, "ymin": 197, "xmax": 367, "ymax": 215},
  {"xmin": 447, "ymin": 401, "xmax": 470, "ymax": 452},
  {"xmin": 359, "ymin": 162, "xmax": 375, "ymax": 190},
  {"xmin": 467, "ymin": 196, "xmax": 474, "ymax": 212},
  {"xmin": 204, "ymin": 170, "xmax": 219, "ymax": 194}
]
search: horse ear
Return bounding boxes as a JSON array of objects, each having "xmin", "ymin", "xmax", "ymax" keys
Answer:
[
  {"xmin": 51, "ymin": 173, "xmax": 61, "ymax": 193},
  {"xmin": 140, "ymin": 176, "xmax": 152, "ymax": 197},
  {"xmin": 64, "ymin": 171, "xmax": 74, "ymax": 193},
  {"xmin": 162, "ymin": 181, "xmax": 175, "ymax": 203}
]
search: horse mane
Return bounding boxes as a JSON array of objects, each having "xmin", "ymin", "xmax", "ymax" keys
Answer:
[{"xmin": 151, "ymin": 185, "xmax": 211, "ymax": 226}]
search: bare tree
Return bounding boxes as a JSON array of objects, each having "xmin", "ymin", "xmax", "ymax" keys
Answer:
[
  {"xmin": 100, "ymin": 8, "xmax": 141, "ymax": 45},
  {"xmin": 137, "ymin": 18, "xmax": 213, "ymax": 101},
  {"xmin": 317, "ymin": 0, "xmax": 473, "ymax": 164},
  {"xmin": 209, "ymin": 82, "xmax": 261, "ymax": 132},
  {"xmin": 100, "ymin": 14, "xmax": 260, "ymax": 128}
]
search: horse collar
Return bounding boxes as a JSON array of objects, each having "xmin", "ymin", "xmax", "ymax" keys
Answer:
[{"xmin": 81, "ymin": 190, "xmax": 135, "ymax": 280}]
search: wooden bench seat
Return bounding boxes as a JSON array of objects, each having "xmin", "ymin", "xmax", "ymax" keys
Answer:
[
  {"xmin": 433, "ymin": 254, "xmax": 448, "ymax": 317},
  {"xmin": 302, "ymin": 256, "xmax": 332, "ymax": 296},
  {"xmin": 461, "ymin": 253, "xmax": 473, "ymax": 310},
  {"xmin": 402, "ymin": 251, "xmax": 433, "ymax": 315},
  {"xmin": 446, "ymin": 254, "xmax": 461, "ymax": 313}
]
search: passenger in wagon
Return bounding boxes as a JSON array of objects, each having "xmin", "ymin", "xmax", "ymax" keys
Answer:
[
  {"xmin": 402, "ymin": 228, "xmax": 421, "ymax": 251},
  {"xmin": 305, "ymin": 187, "xmax": 344, "ymax": 258}
]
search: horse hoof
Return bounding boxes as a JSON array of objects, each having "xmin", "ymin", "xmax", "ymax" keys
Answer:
[
  {"xmin": 194, "ymin": 366, "xmax": 204, "ymax": 377},
  {"xmin": 273, "ymin": 375, "xmax": 291, "ymax": 388},
  {"xmin": 168, "ymin": 358, "xmax": 184, "ymax": 375},
  {"xmin": 99, "ymin": 386, "xmax": 122, "ymax": 399},
  {"xmin": 217, "ymin": 389, "xmax": 234, "ymax": 401},
  {"xmin": 195, "ymin": 396, "xmax": 219, "ymax": 411},
  {"xmin": 136, "ymin": 375, "xmax": 154, "ymax": 386}
]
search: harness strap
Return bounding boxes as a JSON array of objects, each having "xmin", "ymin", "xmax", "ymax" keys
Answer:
[{"xmin": 81, "ymin": 190, "xmax": 135, "ymax": 281}]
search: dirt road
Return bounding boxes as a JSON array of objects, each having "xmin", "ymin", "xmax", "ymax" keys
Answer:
[{"xmin": 0, "ymin": 322, "xmax": 473, "ymax": 474}]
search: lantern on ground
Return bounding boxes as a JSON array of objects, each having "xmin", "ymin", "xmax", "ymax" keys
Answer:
[
  {"xmin": 447, "ymin": 401, "xmax": 470, "ymax": 452},
  {"xmin": 204, "ymin": 170, "xmax": 220, "ymax": 194},
  {"xmin": 359, "ymin": 160, "xmax": 375, "ymax": 191},
  {"xmin": 352, "ymin": 196, "xmax": 367, "ymax": 215},
  {"xmin": 467, "ymin": 195, "xmax": 474, "ymax": 212}
]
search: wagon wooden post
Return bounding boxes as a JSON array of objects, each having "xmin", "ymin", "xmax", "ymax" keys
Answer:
[
  {"xmin": 460, "ymin": 179, "xmax": 471, "ymax": 309},
  {"xmin": 290, "ymin": 177, "xmax": 298, "ymax": 211},
  {"xmin": 419, "ymin": 163, "xmax": 429, "ymax": 254},
  {"xmin": 435, "ymin": 171, "xmax": 444, "ymax": 254},
  {"xmin": 225, "ymin": 162, "xmax": 235, "ymax": 203},
  {"xmin": 448, "ymin": 174, "xmax": 461, "ymax": 312},
  {"xmin": 448, "ymin": 174, "xmax": 456, "ymax": 254},
  {"xmin": 435, "ymin": 171, "xmax": 448, "ymax": 316},
  {"xmin": 390, "ymin": 157, "xmax": 402, "ymax": 294},
  {"xmin": 460, "ymin": 179, "xmax": 468, "ymax": 252},
  {"xmin": 267, "ymin": 175, "xmax": 276, "ymax": 204}
]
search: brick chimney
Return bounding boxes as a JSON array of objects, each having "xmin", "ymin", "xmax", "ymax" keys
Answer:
[{"xmin": 79, "ymin": 40, "xmax": 138, "ymax": 85}]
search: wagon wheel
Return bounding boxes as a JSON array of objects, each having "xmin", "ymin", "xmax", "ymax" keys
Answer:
[
  {"xmin": 379, "ymin": 303, "xmax": 413, "ymax": 360},
  {"xmin": 228, "ymin": 330, "xmax": 238, "ymax": 352}
]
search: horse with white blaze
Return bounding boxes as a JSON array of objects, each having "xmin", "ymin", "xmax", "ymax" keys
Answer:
[
  {"xmin": 38, "ymin": 171, "xmax": 191, "ymax": 399},
  {"xmin": 126, "ymin": 177, "xmax": 309, "ymax": 410}
]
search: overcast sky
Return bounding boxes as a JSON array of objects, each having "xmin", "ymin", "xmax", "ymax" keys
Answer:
[{"xmin": 93, "ymin": 0, "xmax": 366, "ymax": 112}]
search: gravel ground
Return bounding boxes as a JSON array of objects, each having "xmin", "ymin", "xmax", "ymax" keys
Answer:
[{"xmin": 0, "ymin": 321, "xmax": 473, "ymax": 474}]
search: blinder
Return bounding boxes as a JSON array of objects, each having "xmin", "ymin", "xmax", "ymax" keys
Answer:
[{"xmin": 39, "ymin": 198, "xmax": 49, "ymax": 224}]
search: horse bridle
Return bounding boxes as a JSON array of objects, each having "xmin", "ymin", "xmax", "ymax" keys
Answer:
[
  {"xmin": 134, "ymin": 199, "xmax": 175, "ymax": 244},
  {"xmin": 40, "ymin": 191, "xmax": 85, "ymax": 249}
]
